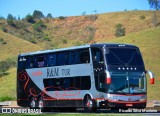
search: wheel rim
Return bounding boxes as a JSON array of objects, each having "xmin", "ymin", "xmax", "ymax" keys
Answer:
[
  {"xmin": 38, "ymin": 99, "xmax": 43, "ymax": 108},
  {"xmin": 86, "ymin": 99, "xmax": 93, "ymax": 108},
  {"xmin": 30, "ymin": 98, "xmax": 36, "ymax": 108}
]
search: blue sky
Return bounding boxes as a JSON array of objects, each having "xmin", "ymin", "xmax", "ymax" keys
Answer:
[{"xmin": 0, "ymin": 0, "xmax": 150, "ymax": 18}]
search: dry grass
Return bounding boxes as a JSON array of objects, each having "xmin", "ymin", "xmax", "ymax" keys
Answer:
[{"xmin": 0, "ymin": 30, "xmax": 43, "ymax": 61}]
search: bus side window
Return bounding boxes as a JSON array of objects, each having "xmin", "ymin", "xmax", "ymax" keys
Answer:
[
  {"xmin": 80, "ymin": 49, "xmax": 90, "ymax": 63},
  {"xmin": 68, "ymin": 51, "xmax": 80, "ymax": 65},
  {"xmin": 92, "ymin": 48, "xmax": 103, "ymax": 64},
  {"xmin": 57, "ymin": 52, "xmax": 68, "ymax": 66},
  {"xmin": 29, "ymin": 56, "xmax": 35, "ymax": 68},
  {"xmin": 37, "ymin": 56, "xmax": 46, "ymax": 68},
  {"xmin": 47, "ymin": 54, "xmax": 56, "ymax": 66}
]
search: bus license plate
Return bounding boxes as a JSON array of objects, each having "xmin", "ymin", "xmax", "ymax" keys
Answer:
[{"xmin": 126, "ymin": 104, "xmax": 133, "ymax": 106}]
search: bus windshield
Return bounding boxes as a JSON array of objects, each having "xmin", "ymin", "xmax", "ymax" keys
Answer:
[
  {"xmin": 108, "ymin": 72, "xmax": 146, "ymax": 94},
  {"xmin": 105, "ymin": 48, "xmax": 144, "ymax": 67}
]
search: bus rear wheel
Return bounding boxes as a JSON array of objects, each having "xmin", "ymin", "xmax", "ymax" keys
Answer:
[
  {"xmin": 38, "ymin": 97, "xmax": 44, "ymax": 110},
  {"xmin": 30, "ymin": 97, "xmax": 36, "ymax": 109},
  {"xmin": 84, "ymin": 95, "xmax": 96, "ymax": 112}
]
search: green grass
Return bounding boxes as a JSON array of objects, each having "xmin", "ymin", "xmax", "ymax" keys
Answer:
[
  {"xmin": 0, "ymin": 68, "xmax": 16, "ymax": 99},
  {"xmin": 0, "ymin": 95, "xmax": 15, "ymax": 102}
]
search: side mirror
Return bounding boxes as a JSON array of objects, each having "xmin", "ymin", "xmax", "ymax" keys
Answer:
[
  {"xmin": 147, "ymin": 70, "xmax": 154, "ymax": 84},
  {"xmin": 105, "ymin": 70, "xmax": 111, "ymax": 84}
]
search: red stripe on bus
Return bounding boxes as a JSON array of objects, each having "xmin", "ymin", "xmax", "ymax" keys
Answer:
[
  {"xmin": 44, "ymin": 98, "xmax": 83, "ymax": 101},
  {"xmin": 107, "ymin": 100, "xmax": 146, "ymax": 104}
]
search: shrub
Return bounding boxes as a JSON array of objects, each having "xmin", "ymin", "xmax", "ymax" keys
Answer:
[
  {"xmin": 62, "ymin": 39, "xmax": 67, "ymax": 44},
  {"xmin": 7, "ymin": 19, "xmax": 16, "ymax": 27},
  {"xmin": 2, "ymin": 41, "xmax": 7, "ymax": 44},
  {"xmin": 0, "ymin": 38, "xmax": 7, "ymax": 44},
  {"xmin": 0, "ymin": 58, "xmax": 16, "ymax": 73},
  {"xmin": 58, "ymin": 16, "xmax": 66, "ymax": 20},
  {"xmin": 115, "ymin": 23, "xmax": 126, "ymax": 37},
  {"xmin": 28, "ymin": 38, "xmax": 37, "ymax": 44},
  {"xmin": 33, "ymin": 20, "xmax": 46, "ymax": 32},
  {"xmin": 0, "ymin": 38, "xmax": 4, "ymax": 42},
  {"xmin": 2, "ymin": 26, "xmax": 7, "ymax": 32},
  {"xmin": 25, "ymin": 14, "xmax": 35, "ymax": 23},
  {"xmin": 140, "ymin": 15, "xmax": 145, "ymax": 20},
  {"xmin": 44, "ymin": 36, "xmax": 51, "ymax": 41}
]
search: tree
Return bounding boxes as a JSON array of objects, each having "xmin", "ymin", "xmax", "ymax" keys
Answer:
[
  {"xmin": 46, "ymin": 13, "xmax": 53, "ymax": 18},
  {"xmin": 33, "ymin": 10, "xmax": 44, "ymax": 19},
  {"xmin": 7, "ymin": 14, "xmax": 14, "ymax": 20},
  {"xmin": 148, "ymin": 0, "xmax": 160, "ymax": 10},
  {"xmin": 115, "ymin": 24, "xmax": 125, "ymax": 37},
  {"xmin": 25, "ymin": 14, "xmax": 35, "ymax": 23},
  {"xmin": 32, "ymin": 20, "xmax": 46, "ymax": 32},
  {"xmin": 7, "ymin": 14, "xmax": 15, "ymax": 26}
]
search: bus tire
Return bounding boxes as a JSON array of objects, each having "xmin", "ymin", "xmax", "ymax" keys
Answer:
[
  {"xmin": 84, "ymin": 95, "xmax": 96, "ymax": 112},
  {"xmin": 37, "ymin": 97, "xmax": 48, "ymax": 112},
  {"xmin": 29, "ymin": 97, "xmax": 36, "ymax": 109},
  {"xmin": 38, "ymin": 97, "xmax": 44, "ymax": 109}
]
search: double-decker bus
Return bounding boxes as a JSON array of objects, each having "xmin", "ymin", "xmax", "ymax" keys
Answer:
[{"xmin": 17, "ymin": 43, "xmax": 154, "ymax": 112}]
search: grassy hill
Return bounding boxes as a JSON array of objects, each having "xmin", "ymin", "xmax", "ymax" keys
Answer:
[
  {"xmin": 0, "ymin": 10, "xmax": 160, "ymax": 101},
  {"xmin": 1, "ymin": 10, "xmax": 160, "ymax": 49},
  {"xmin": 0, "ymin": 30, "xmax": 42, "ymax": 61}
]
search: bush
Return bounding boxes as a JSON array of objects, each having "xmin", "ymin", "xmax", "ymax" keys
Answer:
[
  {"xmin": 0, "ymin": 38, "xmax": 7, "ymax": 44},
  {"xmin": 0, "ymin": 58, "xmax": 16, "ymax": 73},
  {"xmin": 2, "ymin": 41, "xmax": 7, "ymax": 44},
  {"xmin": 44, "ymin": 36, "xmax": 51, "ymax": 41},
  {"xmin": 115, "ymin": 23, "xmax": 125, "ymax": 37},
  {"xmin": 62, "ymin": 39, "xmax": 67, "ymax": 44},
  {"xmin": 58, "ymin": 16, "xmax": 66, "ymax": 20},
  {"xmin": 140, "ymin": 15, "xmax": 145, "ymax": 20},
  {"xmin": 0, "ymin": 38, "xmax": 4, "ymax": 42},
  {"xmin": 33, "ymin": 20, "xmax": 46, "ymax": 32},
  {"xmin": 2, "ymin": 26, "xmax": 7, "ymax": 32},
  {"xmin": 7, "ymin": 19, "xmax": 16, "ymax": 27},
  {"xmin": 28, "ymin": 38, "xmax": 37, "ymax": 44},
  {"xmin": 25, "ymin": 14, "xmax": 35, "ymax": 23}
]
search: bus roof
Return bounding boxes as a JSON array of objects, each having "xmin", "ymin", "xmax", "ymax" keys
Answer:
[{"xmin": 19, "ymin": 43, "xmax": 138, "ymax": 56}]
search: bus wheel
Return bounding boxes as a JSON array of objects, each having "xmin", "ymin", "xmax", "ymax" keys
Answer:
[
  {"xmin": 38, "ymin": 97, "xmax": 45, "ymax": 111},
  {"xmin": 30, "ymin": 97, "xmax": 36, "ymax": 109},
  {"xmin": 84, "ymin": 95, "xmax": 96, "ymax": 112}
]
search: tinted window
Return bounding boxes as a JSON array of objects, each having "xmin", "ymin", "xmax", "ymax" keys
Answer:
[
  {"xmin": 68, "ymin": 51, "xmax": 80, "ymax": 65},
  {"xmin": 47, "ymin": 54, "xmax": 57, "ymax": 66},
  {"xmin": 80, "ymin": 50, "xmax": 90, "ymax": 63},
  {"xmin": 92, "ymin": 48, "xmax": 103, "ymax": 64},
  {"xmin": 43, "ymin": 76, "xmax": 91, "ymax": 91},
  {"xmin": 29, "ymin": 56, "xmax": 35, "ymax": 68},
  {"xmin": 57, "ymin": 52, "xmax": 68, "ymax": 65},
  {"xmin": 106, "ymin": 48, "xmax": 144, "ymax": 66},
  {"xmin": 36, "ymin": 55, "xmax": 46, "ymax": 68}
]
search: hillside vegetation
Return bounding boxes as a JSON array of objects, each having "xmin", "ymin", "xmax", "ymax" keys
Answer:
[
  {"xmin": 0, "ymin": 30, "xmax": 42, "ymax": 61},
  {"xmin": 0, "ymin": 10, "xmax": 160, "ymax": 101}
]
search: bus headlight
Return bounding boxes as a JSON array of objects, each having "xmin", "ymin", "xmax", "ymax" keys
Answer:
[{"xmin": 140, "ymin": 95, "xmax": 146, "ymax": 101}]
